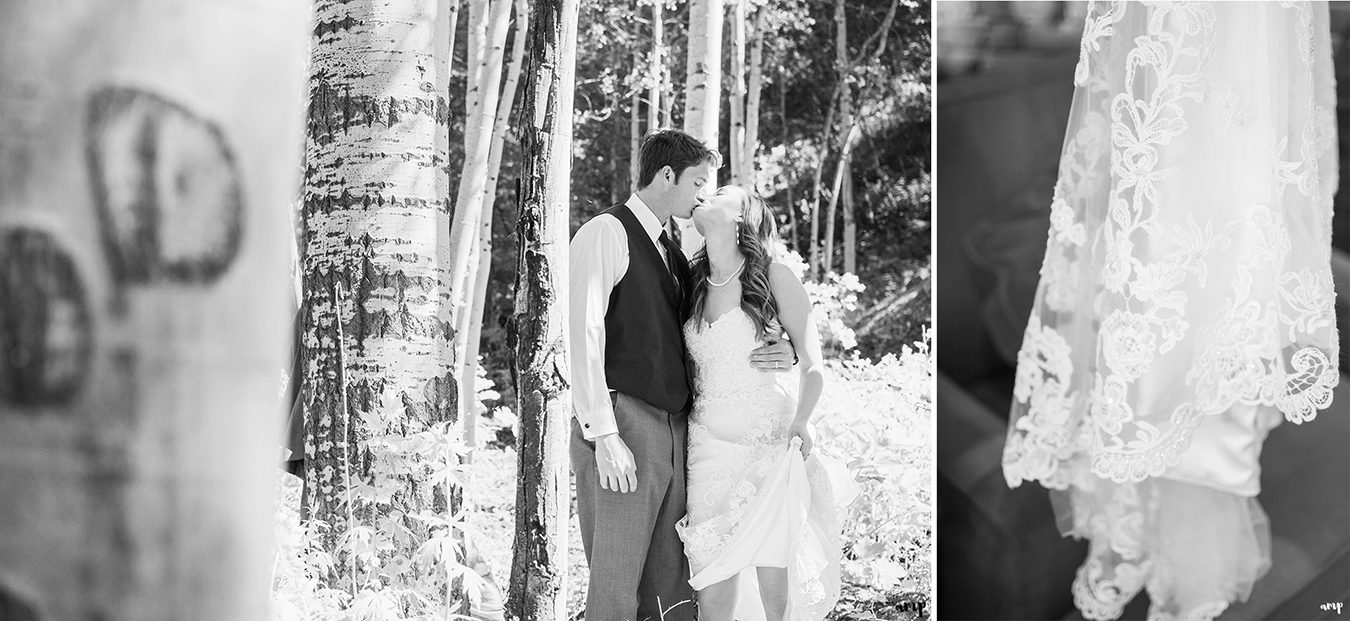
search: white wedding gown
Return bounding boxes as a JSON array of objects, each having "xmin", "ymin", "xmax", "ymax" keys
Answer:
[
  {"xmin": 1003, "ymin": 3, "xmax": 1340, "ymax": 621},
  {"xmin": 675, "ymin": 307, "xmax": 857, "ymax": 621}
]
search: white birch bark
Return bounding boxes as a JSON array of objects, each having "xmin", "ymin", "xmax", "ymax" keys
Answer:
[
  {"xmin": 728, "ymin": 0, "xmax": 746, "ymax": 187},
  {"xmin": 300, "ymin": 0, "xmax": 457, "ymax": 604},
  {"xmin": 744, "ymin": 7, "xmax": 766, "ymax": 191},
  {"xmin": 648, "ymin": 0, "xmax": 665, "ymax": 131},
  {"xmin": 630, "ymin": 17, "xmax": 643, "ymax": 194},
  {"xmin": 0, "ymin": 0, "xmax": 307, "ymax": 618},
  {"xmin": 466, "ymin": 0, "xmax": 490, "ymax": 122},
  {"xmin": 631, "ymin": 89, "xmax": 642, "ymax": 192},
  {"xmin": 678, "ymin": 0, "xmax": 724, "ymax": 255},
  {"xmin": 461, "ymin": 0, "xmax": 528, "ymax": 464},
  {"xmin": 452, "ymin": 0, "xmax": 513, "ymax": 426}
]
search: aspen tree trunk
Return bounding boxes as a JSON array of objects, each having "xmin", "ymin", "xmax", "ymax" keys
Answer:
[
  {"xmin": 679, "ymin": 0, "xmax": 724, "ymax": 255},
  {"xmin": 631, "ymin": 12, "xmax": 643, "ymax": 194},
  {"xmin": 744, "ymin": 7, "xmax": 765, "ymax": 190},
  {"xmin": 463, "ymin": 0, "xmax": 528, "ymax": 464},
  {"xmin": 506, "ymin": 0, "xmax": 577, "ymax": 616},
  {"xmin": 815, "ymin": 0, "xmax": 847, "ymax": 274},
  {"xmin": 455, "ymin": 0, "xmax": 487, "ymax": 459},
  {"xmin": 808, "ymin": 145, "xmax": 828, "ymax": 279},
  {"xmin": 648, "ymin": 0, "xmax": 665, "ymax": 131},
  {"xmin": 831, "ymin": 0, "xmax": 853, "ymax": 276},
  {"xmin": 843, "ymin": 168, "xmax": 856, "ymax": 274},
  {"xmin": 631, "ymin": 90, "xmax": 642, "ymax": 192},
  {"xmin": 822, "ymin": 124, "xmax": 859, "ymax": 276},
  {"xmin": 610, "ymin": 134, "xmax": 621, "ymax": 205},
  {"xmin": 450, "ymin": 0, "xmax": 463, "ymax": 67},
  {"xmin": 728, "ymin": 0, "xmax": 746, "ymax": 187},
  {"xmin": 301, "ymin": 0, "xmax": 457, "ymax": 606},
  {"xmin": 658, "ymin": 0, "xmax": 674, "ymax": 131},
  {"xmin": 466, "ymin": 0, "xmax": 489, "ymax": 118},
  {"xmin": 808, "ymin": 83, "xmax": 840, "ymax": 279},
  {"xmin": 781, "ymin": 75, "xmax": 798, "ymax": 253},
  {"xmin": 454, "ymin": 0, "xmax": 514, "ymax": 437},
  {"xmin": 836, "ymin": 0, "xmax": 902, "ymax": 277},
  {"xmin": 809, "ymin": 0, "xmax": 901, "ymax": 278},
  {"xmin": 0, "ymin": 1, "xmax": 306, "ymax": 619},
  {"xmin": 822, "ymin": 173, "xmax": 837, "ymax": 275}
]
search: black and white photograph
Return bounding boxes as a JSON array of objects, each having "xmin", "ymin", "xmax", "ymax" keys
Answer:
[
  {"xmin": 0, "ymin": 0, "xmax": 932, "ymax": 620},
  {"xmin": 9, "ymin": 1, "xmax": 1347, "ymax": 620},
  {"xmin": 936, "ymin": 2, "xmax": 1348, "ymax": 620}
]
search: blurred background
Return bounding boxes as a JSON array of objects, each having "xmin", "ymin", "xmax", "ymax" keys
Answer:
[{"xmin": 933, "ymin": 2, "xmax": 1350, "ymax": 619}]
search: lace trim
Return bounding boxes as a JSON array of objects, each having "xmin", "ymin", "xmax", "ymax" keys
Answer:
[
  {"xmin": 1073, "ymin": 554, "xmax": 1149, "ymax": 621},
  {"xmin": 1278, "ymin": 1, "xmax": 1316, "ymax": 68},
  {"xmin": 1075, "ymin": 1, "xmax": 1128, "ymax": 88},
  {"xmin": 1004, "ymin": 314, "xmax": 1080, "ymax": 488}
]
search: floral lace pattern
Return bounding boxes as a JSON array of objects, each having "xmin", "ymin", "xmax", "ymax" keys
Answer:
[
  {"xmin": 1075, "ymin": 2, "xmax": 1127, "ymax": 88},
  {"xmin": 1005, "ymin": 2, "xmax": 1339, "ymax": 620}
]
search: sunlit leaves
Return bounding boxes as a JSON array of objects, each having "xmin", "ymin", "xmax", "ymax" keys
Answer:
[{"xmin": 814, "ymin": 340, "xmax": 933, "ymax": 607}]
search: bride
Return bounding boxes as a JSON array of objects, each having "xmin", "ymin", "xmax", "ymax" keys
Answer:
[{"xmin": 675, "ymin": 185, "xmax": 853, "ymax": 621}]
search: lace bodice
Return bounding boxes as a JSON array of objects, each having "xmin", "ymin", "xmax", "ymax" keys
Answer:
[{"xmin": 684, "ymin": 307, "xmax": 787, "ymax": 414}]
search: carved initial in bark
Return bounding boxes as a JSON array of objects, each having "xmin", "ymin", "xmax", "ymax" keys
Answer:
[
  {"xmin": 85, "ymin": 86, "xmax": 244, "ymax": 290},
  {"xmin": 0, "ymin": 228, "xmax": 93, "ymax": 408}
]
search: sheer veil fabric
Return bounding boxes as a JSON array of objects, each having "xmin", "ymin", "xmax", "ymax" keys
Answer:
[{"xmin": 1002, "ymin": 2, "xmax": 1340, "ymax": 620}]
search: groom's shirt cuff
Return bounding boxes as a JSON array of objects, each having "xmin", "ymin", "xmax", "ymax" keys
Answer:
[{"xmin": 574, "ymin": 403, "xmax": 619, "ymax": 440}]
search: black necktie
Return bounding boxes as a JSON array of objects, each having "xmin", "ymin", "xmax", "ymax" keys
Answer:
[{"xmin": 658, "ymin": 230, "xmax": 683, "ymax": 296}]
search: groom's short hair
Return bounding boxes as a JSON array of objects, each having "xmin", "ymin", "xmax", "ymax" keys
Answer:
[{"xmin": 636, "ymin": 129, "xmax": 721, "ymax": 189}]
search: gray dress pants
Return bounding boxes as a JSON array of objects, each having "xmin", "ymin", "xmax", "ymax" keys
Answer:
[{"xmin": 571, "ymin": 392, "xmax": 694, "ymax": 621}]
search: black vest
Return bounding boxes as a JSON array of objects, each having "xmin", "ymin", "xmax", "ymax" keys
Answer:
[{"xmin": 599, "ymin": 204, "xmax": 693, "ymax": 414}]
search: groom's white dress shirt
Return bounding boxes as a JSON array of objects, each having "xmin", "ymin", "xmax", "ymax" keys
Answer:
[{"xmin": 569, "ymin": 194, "xmax": 674, "ymax": 441}]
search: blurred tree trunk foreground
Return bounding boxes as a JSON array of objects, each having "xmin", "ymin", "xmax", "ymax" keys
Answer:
[{"xmin": 0, "ymin": 0, "xmax": 307, "ymax": 618}]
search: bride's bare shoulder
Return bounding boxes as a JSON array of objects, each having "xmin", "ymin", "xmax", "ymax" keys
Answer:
[{"xmin": 767, "ymin": 262, "xmax": 807, "ymax": 294}]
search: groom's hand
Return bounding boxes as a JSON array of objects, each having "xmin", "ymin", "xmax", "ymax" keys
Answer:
[
  {"xmin": 749, "ymin": 338, "xmax": 795, "ymax": 373},
  {"xmin": 595, "ymin": 432, "xmax": 638, "ymax": 493}
]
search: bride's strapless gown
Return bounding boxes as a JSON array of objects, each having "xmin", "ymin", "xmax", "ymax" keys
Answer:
[{"xmin": 675, "ymin": 307, "xmax": 855, "ymax": 621}]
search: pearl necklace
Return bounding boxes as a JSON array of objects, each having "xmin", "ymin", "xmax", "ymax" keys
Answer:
[{"xmin": 708, "ymin": 259, "xmax": 746, "ymax": 287}]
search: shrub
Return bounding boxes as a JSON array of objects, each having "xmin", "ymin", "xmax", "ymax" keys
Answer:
[{"xmin": 815, "ymin": 334, "xmax": 933, "ymax": 616}]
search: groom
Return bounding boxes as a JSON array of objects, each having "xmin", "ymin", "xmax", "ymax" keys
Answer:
[{"xmin": 568, "ymin": 128, "xmax": 795, "ymax": 621}]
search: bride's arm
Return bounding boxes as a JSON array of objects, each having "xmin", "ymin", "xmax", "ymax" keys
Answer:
[{"xmin": 768, "ymin": 263, "xmax": 825, "ymax": 455}]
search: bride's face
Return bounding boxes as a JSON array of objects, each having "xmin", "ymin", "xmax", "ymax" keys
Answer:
[{"xmin": 692, "ymin": 186, "xmax": 744, "ymax": 237}]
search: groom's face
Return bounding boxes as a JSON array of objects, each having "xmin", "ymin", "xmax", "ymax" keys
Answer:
[{"xmin": 669, "ymin": 161, "xmax": 712, "ymax": 219}]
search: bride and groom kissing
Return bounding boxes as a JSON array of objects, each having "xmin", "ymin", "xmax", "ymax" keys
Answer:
[{"xmin": 569, "ymin": 128, "xmax": 855, "ymax": 621}]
